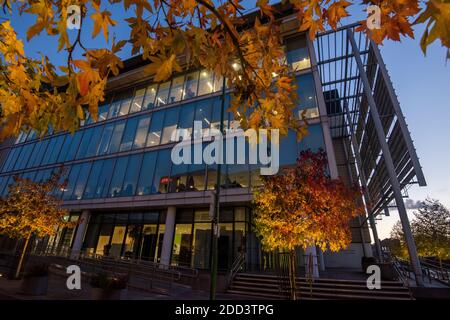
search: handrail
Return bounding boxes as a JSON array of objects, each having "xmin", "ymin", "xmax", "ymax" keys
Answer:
[{"xmin": 226, "ymin": 252, "xmax": 246, "ymax": 287}]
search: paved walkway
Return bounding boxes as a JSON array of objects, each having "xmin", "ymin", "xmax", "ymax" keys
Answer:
[{"xmin": 0, "ymin": 271, "xmax": 254, "ymax": 300}]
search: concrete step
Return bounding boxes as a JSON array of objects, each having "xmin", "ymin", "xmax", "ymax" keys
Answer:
[{"xmin": 228, "ymin": 272, "xmax": 412, "ymax": 300}]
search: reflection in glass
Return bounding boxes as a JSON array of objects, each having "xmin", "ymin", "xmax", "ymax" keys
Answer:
[
  {"xmin": 169, "ymin": 76, "xmax": 184, "ymax": 103},
  {"xmin": 124, "ymin": 225, "xmax": 142, "ymax": 258},
  {"xmin": 120, "ymin": 117, "xmax": 139, "ymax": 152},
  {"xmin": 96, "ymin": 224, "xmax": 113, "ymax": 256},
  {"xmin": 94, "ymin": 158, "xmax": 116, "ymax": 198},
  {"xmin": 172, "ymin": 224, "xmax": 192, "ymax": 267},
  {"xmin": 83, "ymin": 160, "xmax": 104, "ymax": 199},
  {"xmin": 161, "ymin": 107, "xmax": 179, "ymax": 144},
  {"xmin": 72, "ymin": 162, "xmax": 92, "ymax": 200},
  {"xmin": 192, "ymin": 223, "xmax": 211, "ymax": 268},
  {"xmin": 198, "ymin": 70, "xmax": 214, "ymax": 96},
  {"xmin": 121, "ymin": 154, "xmax": 142, "ymax": 196},
  {"xmin": 286, "ymin": 35, "xmax": 310, "ymax": 71},
  {"xmin": 130, "ymin": 87, "xmax": 146, "ymax": 113},
  {"xmin": 143, "ymin": 84, "xmax": 157, "ymax": 109},
  {"xmin": 133, "ymin": 115, "xmax": 151, "ymax": 149},
  {"xmin": 183, "ymin": 71, "xmax": 199, "ymax": 99},
  {"xmin": 146, "ymin": 111, "xmax": 164, "ymax": 146},
  {"xmin": 119, "ymin": 92, "xmax": 133, "ymax": 116},
  {"xmin": 63, "ymin": 164, "xmax": 82, "ymax": 200},
  {"xmin": 178, "ymin": 103, "xmax": 195, "ymax": 137},
  {"xmin": 110, "ymin": 225, "xmax": 126, "ymax": 257},
  {"xmin": 152, "ymin": 150, "xmax": 171, "ymax": 194},
  {"xmin": 108, "ymin": 121, "xmax": 125, "ymax": 154},
  {"xmin": 156, "ymin": 81, "xmax": 170, "ymax": 106},
  {"xmin": 108, "ymin": 156, "xmax": 128, "ymax": 197},
  {"xmin": 136, "ymin": 152, "xmax": 157, "ymax": 195},
  {"xmin": 97, "ymin": 124, "xmax": 114, "ymax": 155}
]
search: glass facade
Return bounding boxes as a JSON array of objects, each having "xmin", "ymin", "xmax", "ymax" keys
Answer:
[{"xmin": 0, "ymin": 34, "xmax": 326, "ymax": 271}]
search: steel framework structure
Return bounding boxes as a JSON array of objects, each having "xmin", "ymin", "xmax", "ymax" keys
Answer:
[{"xmin": 313, "ymin": 24, "xmax": 427, "ymax": 286}]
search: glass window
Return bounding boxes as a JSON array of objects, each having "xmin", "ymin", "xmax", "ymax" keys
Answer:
[
  {"xmin": 168, "ymin": 162, "xmax": 188, "ymax": 193},
  {"xmin": 1, "ymin": 176, "xmax": 13, "ymax": 196},
  {"xmin": 65, "ymin": 130, "xmax": 84, "ymax": 162},
  {"xmin": 171, "ymin": 223, "xmax": 192, "ymax": 267},
  {"xmin": 213, "ymin": 73, "xmax": 224, "ymax": 92},
  {"xmin": 156, "ymin": 81, "xmax": 170, "ymax": 106},
  {"xmin": 85, "ymin": 125, "xmax": 104, "ymax": 157},
  {"xmin": 97, "ymin": 123, "xmax": 114, "ymax": 155},
  {"xmin": 286, "ymin": 35, "xmax": 310, "ymax": 71},
  {"xmin": 198, "ymin": 70, "xmax": 214, "ymax": 96},
  {"xmin": 183, "ymin": 71, "xmax": 199, "ymax": 99},
  {"xmin": 120, "ymin": 117, "xmax": 139, "ymax": 152},
  {"xmin": 161, "ymin": 107, "xmax": 179, "ymax": 144},
  {"xmin": 11, "ymin": 147, "xmax": 24, "ymax": 171},
  {"xmin": 119, "ymin": 92, "xmax": 133, "ymax": 116},
  {"xmin": 123, "ymin": 225, "xmax": 142, "ymax": 258},
  {"xmin": 94, "ymin": 158, "xmax": 116, "ymax": 198},
  {"xmin": 15, "ymin": 144, "xmax": 34, "ymax": 170},
  {"xmin": 108, "ymin": 95, "xmax": 122, "ymax": 119},
  {"xmin": 83, "ymin": 160, "xmax": 103, "ymax": 199},
  {"xmin": 139, "ymin": 224, "xmax": 157, "ymax": 261},
  {"xmin": 178, "ymin": 103, "xmax": 196, "ymax": 137},
  {"xmin": 136, "ymin": 152, "xmax": 157, "ymax": 195},
  {"xmin": 186, "ymin": 163, "xmax": 206, "ymax": 192},
  {"xmin": 143, "ymin": 84, "xmax": 157, "ymax": 110},
  {"xmin": 133, "ymin": 115, "xmax": 151, "ymax": 149},
  {"xmin": 1, "ymin": 148, "xmax": 17, "ymax": 172},
  {"xmin": 110, "ymin": 225, "xmax": 127, "ymax": 257},
  {"xmin": 98, "ymin": 103, "xmax": 110, "ymax": 121},
  {"xmin": 130, "ymin": 87, "xmax": 146, "ymax": 113},
  {"xmin": 146, "ymin": 110, "xmax": 164, "ymax": 147},
  {"xmin": 76, "ymin": 129, "xmax": 93, "ymax": 159},
  {"xmin": 47, "ymin": 135, "xmax": 65, "ymax": 164},
  {"xmin": 57, "ymin": 134, "xmax": 72, "ymax": 163},
  {"xmin": 295, "ymin": 74, "xmax": 317, "ymax": 116},
  {"xmin": 108, "ymin": 121, "xmax": 125, "ymax": 154},
  {"xmin": 194, "ymin": 99, "xmax": 213, "ymax": 138},
  {"xmin": 41, "ymin": 139, "xmax": 58, "ymax": 166},
  {"xmin": 192, "ymin": 222, "xmax": 211, "ymax": 269},
  {"xmin": 152, "ymin": 149, "xmax": 172, "ymax": 194},
  {"xmin": 121, "ymin": 154, "xmax": 143, "ymax": 196},
  {"xmin": 96, "ymin": 224, "xmax": 113, "ymax": 256},
  {"xmin": 168, "ymin": 76, "xmax": 184, "ymax": 103},
  {"xmin": 108, "ymin": 156, "xmax": 128, "ymax": 197},
  {"xmin": 71, "ymin": 162, "xmax": 92, "ymax": 200},
  {"xmin": 63, "ymin": 164, "xmax": 82, "ymax": 200}
]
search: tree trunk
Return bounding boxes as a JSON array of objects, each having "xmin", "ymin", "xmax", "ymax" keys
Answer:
[
  {"xmin": 15, "ymin": 234, "xmax": 31, "ymax": 279},
  {"xmin": 288, "ymin": 250, "xmax": 297, "ymax": 300}
]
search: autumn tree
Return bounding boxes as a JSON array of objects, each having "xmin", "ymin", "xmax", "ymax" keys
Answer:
[
  {"xmin": 252, "ymin": 149, "xmax": 363, "ymax": 299},
  {"xmin": 0, "ymin": 0, "xmax": 449, "ymax": 141},
  {"xmin": 0, "ymin": 170, "xmax": 70, "ymax": 278},
  {"xmin": 391, "ymin": 198, "xmax": 450, "ymax": 263}
]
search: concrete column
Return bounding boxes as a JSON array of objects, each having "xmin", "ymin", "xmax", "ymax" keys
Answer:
[
  {"xmin": 70, "ymin": 210, "xmax": 90, "ymax": 259},
  {"xmin": 160, "ymin": 206, "xmax": 176, "ymax": 267},
  {"xmin": 305, "ymin": 246, "xmax": 320, "ymax": 278}
]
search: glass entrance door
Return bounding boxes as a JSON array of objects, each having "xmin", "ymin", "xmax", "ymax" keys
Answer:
[{"xmin": 139, "ymin": 225, "xmax": 157, "ymax": 261}]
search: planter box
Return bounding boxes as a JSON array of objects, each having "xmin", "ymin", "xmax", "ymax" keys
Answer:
[
  {"xmin": 20, "ymin": 276, "xmax": 48, "ymax": 295},
  {"xmin": 91, "ymin": 287, "xmax": 128, "ymax": 300}
]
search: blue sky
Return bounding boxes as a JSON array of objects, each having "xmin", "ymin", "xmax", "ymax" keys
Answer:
[{"xmin": 3, "ymin": 2, "xmax": 449, "ymax": 239}]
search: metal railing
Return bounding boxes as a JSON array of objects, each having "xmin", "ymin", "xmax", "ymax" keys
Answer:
[
  {"xmin": 226, "ymin": 251, "xmax": 246, "ymax": 287},
  {"xmin": 31, "ymin": 248, "xmax": 199, "ymax": 295}
]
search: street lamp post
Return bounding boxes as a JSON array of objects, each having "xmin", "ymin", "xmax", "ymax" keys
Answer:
[{"xmin": 210, "ymin": 76, "xmax": 226, "ymax": 300}]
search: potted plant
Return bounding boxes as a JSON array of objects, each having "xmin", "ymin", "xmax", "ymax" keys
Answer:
[
  {"xmin": 90, "ymin": 272, "xmax": 128, "ymax": 300},
  {"xmin": 20, "ymin": 263, "xmax": 49, "ymax": 295},
  {"xmin": 361, "ymin": 256, "xmax": 377, "ymax": 273}
]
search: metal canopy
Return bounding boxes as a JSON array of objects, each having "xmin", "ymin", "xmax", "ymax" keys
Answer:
[{"xmin": 313, "ymin": 24, "xmax": 426, "ymax": 218}]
